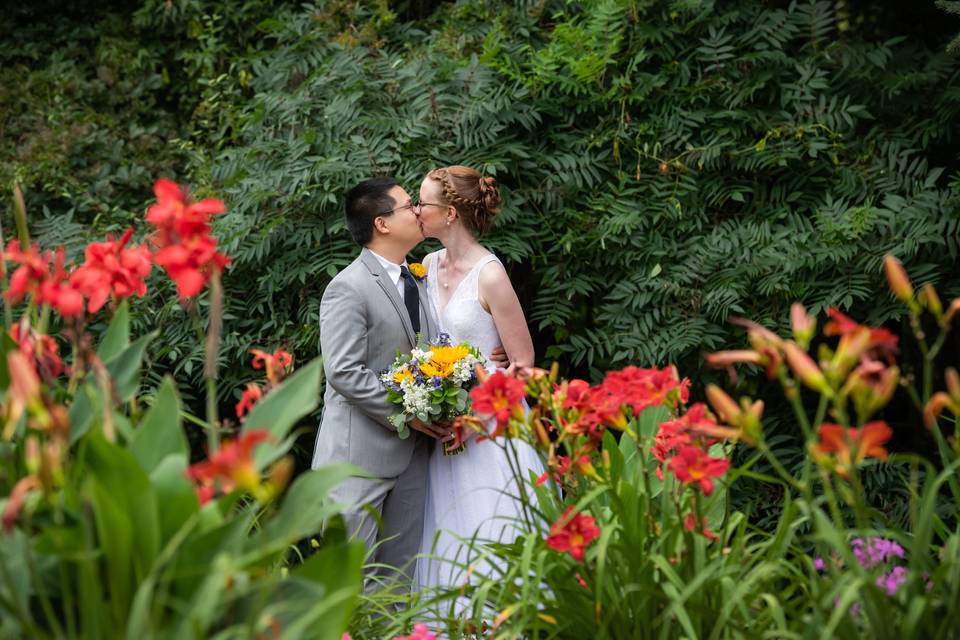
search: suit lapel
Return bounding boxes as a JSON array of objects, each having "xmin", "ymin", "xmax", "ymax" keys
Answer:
[{"xmin": 361, "ymin": 249, "xmax": 417, "ymax": 346}]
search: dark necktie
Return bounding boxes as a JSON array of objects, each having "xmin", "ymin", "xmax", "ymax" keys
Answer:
[{"xmin": 399, "ymin": 265, "xmax": 421, "ymax": 335}]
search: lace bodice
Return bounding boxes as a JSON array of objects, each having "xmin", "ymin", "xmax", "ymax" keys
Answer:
[{"xmin": 424, "ymin": 250, "xmax": 502, "ymax": 360}]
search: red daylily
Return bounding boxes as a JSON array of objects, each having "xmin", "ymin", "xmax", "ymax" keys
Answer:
[
  {"xmin": 470, "ymin": 371, "xmax": 526, "ymax": 437},
  {"xmin": 545, "ymin": 506, "xmax": 601, "ymax": 562},
  {"xmin": 69, "ymin": 228, "xmax": 152, "ymax": 312},
  {"xmin": 599, "ymin": 365, "xmax": 690, "ymax": 414},
  {"xmin": 824, "ymin": 308, "xmax": 898, "ymax": 362},
  {"xmin": 684, "ymin": 513, "xmax": 719, "ymax": 541},
  {"xmin": 667, "ymin": 444, "xmax": 729, "ymax": 496}
]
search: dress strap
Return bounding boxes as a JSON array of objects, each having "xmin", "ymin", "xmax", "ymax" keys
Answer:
[{"xmin": 464, "ymin": 253, "xmax": 500, "ymax": 300}]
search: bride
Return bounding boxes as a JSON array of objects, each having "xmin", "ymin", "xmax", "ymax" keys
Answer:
[{"xmin": 413, "ymin": 165, "xmax": 544, "ymax": 597}]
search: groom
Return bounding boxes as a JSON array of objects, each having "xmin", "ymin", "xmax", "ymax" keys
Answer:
[{"xmin": 311, "ymin": 176, "xmax": 449, "ymax": 584}]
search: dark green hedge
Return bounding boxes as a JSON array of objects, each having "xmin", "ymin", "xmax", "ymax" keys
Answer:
[{"xmin": 3, "ymin": 0, "xmax": 960, "ymax": 414}]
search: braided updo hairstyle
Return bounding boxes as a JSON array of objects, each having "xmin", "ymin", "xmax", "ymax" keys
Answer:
[{"xmin": 426, "ymin": 165, "xmax": 501, "ymax": 236}]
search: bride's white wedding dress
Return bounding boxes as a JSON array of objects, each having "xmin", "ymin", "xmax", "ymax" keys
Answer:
[{"xmin": 415, "ymin": 250, "xmax": 545, "ymax": 594}]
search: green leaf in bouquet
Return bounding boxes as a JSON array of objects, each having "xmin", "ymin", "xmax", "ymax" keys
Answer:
[
  {"xmin": 242, "ymin": 356, "xmax": 323, "ymax": 469},
  {"xmin": 97, "ymin": 300, "xmax": 130, "ymax": 362},
  {"xmin": 130, "ymin": 376, "xmax": 186, "ymax": 474},
  {"xmin": 389, "ymin": 413, "xmax": 410, "ymax": 438}
]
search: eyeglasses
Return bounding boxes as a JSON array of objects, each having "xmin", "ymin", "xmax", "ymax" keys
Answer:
[
  {"xmin": 416, "ymin": 201, "xmax": 445, "ymax": 211},
  {"xmin": 376, "ymin": 201, "xmax": 417, "ymax": 216}
]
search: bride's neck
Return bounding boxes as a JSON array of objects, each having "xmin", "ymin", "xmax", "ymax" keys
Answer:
[{"xmin": 439, "ymin": 226, "xmax": 481, "ymax": 267}]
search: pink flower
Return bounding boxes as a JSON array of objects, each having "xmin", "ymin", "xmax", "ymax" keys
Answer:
[{"xmin": 392, "ymin": 623, "xmax": 436, "ymax": 640}]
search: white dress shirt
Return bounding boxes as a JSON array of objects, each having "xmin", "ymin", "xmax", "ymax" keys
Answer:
[{"xmin": 369, "ymin": 249, "xmax": 407, "ymax": 300}]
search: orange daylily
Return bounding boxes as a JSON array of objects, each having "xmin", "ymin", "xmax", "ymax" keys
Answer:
[{"xmin": 811, "ymin": 421, "xmax": 892, "ymax": 477}]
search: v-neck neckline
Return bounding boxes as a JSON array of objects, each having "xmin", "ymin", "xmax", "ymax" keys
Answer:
[{"xmin": 434, "ymin": 249, "xmax": 491, "ymax": 315}]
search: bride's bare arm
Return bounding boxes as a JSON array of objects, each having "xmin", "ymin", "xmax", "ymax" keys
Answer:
[{"xmin": 478, "ymin": 262, "xmax": 534, "ymax": 368}]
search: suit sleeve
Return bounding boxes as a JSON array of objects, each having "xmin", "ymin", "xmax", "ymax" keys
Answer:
[{"xmin": 319, "ymin": 278, "xmax": 395, "ymax": 428}]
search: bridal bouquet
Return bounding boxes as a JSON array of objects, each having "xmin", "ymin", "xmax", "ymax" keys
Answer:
[{"xmin": 381, "ymin": 333, "xmax": 486, "ymax": 455}]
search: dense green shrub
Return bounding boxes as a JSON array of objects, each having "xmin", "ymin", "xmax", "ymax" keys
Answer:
[{"xmin": 4, "ymin": 0, "xmax": 960, "ymax": 432}]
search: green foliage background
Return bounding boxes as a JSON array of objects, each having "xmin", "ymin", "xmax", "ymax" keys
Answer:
[{"xmin": 3, "ymin": 0, "xmax": 960, "ymax": 429}]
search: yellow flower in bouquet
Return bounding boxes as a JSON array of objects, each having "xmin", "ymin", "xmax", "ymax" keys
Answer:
[
  {"xmin": 420, "ymin": 344, "xmax": 471, "ymax": 379},
  {"xmin": 380, "ymin": 336, "xmax": 485, "ymax": 455}
]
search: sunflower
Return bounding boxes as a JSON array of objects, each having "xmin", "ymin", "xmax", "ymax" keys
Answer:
[{"xmin": 420, "ymin": 344, "xmax": 470, "ymax": 379}]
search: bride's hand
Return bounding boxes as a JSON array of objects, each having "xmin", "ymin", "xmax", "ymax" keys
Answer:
[{"xmin": 489, "ymin": 345, "xmax": 509, "ymax": 370}]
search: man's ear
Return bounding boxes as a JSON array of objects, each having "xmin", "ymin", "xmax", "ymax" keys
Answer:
[{"xmin": 373, "ymin": 215, "xmax": 389, "ymax": 235}]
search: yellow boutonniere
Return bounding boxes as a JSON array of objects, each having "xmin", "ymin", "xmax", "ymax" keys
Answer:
[{"xmin": 408, "ymin": 262, "xmax": 427, "ymax": 280}]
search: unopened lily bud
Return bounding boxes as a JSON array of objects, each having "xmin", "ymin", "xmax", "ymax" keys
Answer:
[
  {"xmin": 924, "ymin": 392, "xmax": 956, "ymax": 429},
  {"xmin": 784, "ymin": 341, "xmax": 830, "ymax": 395},
  {"xmin": 790, "ymin": 303, "xmax": 817, "ymax": 349},
  {"xmin": 946, "ymin": 368, "xmax": 960, "ymax": 401},
  {"xmin": 705, "ymin": 384, "xmax": 740, "ymax": 425},
  {"xmin": 884, "ymin": 255, "xmax": 914, "ymax": 304},
  {"xmin": 921, "ymin": 284, "xmax": 943, "ymax": 318},
  {"xmin": 943, "ymin": 298, "xmax": 960, "ymax": 327}
]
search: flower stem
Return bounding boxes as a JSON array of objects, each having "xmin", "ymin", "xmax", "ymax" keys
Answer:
[{"xmin": 204, "ymin": 272, "xmax": 223, "ymax": 452}]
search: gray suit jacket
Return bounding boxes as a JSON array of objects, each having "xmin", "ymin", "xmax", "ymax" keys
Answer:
[{"xmin": 311, "ymin": 248, "xmax": 438, "ymax": 478}]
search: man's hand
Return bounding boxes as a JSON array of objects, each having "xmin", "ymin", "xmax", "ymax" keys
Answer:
[
  {"xmin": 489, "ymin": 345, "xmax": 509, "ymax": 369},
  {"xmin": 409, "ymin": 417, "xmax": 454, "ymax": 441}
]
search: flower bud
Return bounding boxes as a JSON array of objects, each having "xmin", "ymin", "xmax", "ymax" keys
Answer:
[
  {"xmin": 946, "ymin": 367, "xmax": 960, "ymax": 401},
  {"xmin": 884, "ymin": 255, "xmax": 914, "ymax": 304},
  {"xmin": 790, "ymin": 303, "xmax": 817, "ymax": 349},
  {"xmin": 784, "ymin": 341, "xmax": 831, "ymax": 395},
  {"xmin": 921, "ymin": 284, "xmax": 943, "ymax": 318},
  {"xmin": 705, "ymin": 384, "xmax": 740, "ymax": 425}
]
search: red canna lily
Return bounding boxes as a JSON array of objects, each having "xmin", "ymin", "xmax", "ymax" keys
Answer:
[
  {"xmin": 545, "ymin": 506, "xmax": 601, "ymax": 562},
  {"xmin": 69, "ymin": 228, "xmax": 153, "ymax": 313},
  {"xmin": 186, "ymin": 430, "xmax": 271, "ymax": 503},
  {"xmin": 146, "ymin": 179, "xmax": 230, "ymax": 299},
  {"xmin": 2, "ymin": 475, "xmax": 40, "ymax": 533},
  {"xmin": 811, "ymin": 421, "xmax": 892, "ymax": 477},
  {"xmin": 3, "ymin": 241, "xmax": 50, "ymax": 305},
  {"xmin": 235, "ymin": 383, "xmax": 263, "ymax": 420},
  {"xmin": 470, "ymin": 371, "xmax": 526, "ymax": 437},
  {"xmin": 667, "ymin": 444, "xmax": 730, "ymax": 496},
  {"xmin": 10, "ymin": 325, "xmax": 65, "ymax": 380},
  {"xmin": 250, "ymin": 348, "xmax": 294, "ymax": 384}
]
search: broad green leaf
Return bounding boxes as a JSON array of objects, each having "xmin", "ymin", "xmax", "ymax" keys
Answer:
[
  {"xmin": 130, "ymin": 377, "xmax": 186, "ymax": 473},
  {"xmin": 149, "ymin": 453, "xmax": 198, "ymax": 543},
  {"xmin": 283, "ymin": 540, "xmax": 365, "ymax": 640},
  {"xmin": 243, "ymin": 356, "xmax": 323, "ymax": 468},
  {"xmin": 97, "ymin": 300, "xmax": 130, "ymax": 362},
  {"xmin": 106, "ymin": 332, "xmax": 157, "ymax": 401},
  {"xmin": 82, "ymin": 433, "xmax": 161, "ymax": 623},
  {"xmin": 245, "ymin": 463, "xmax": 359, "ymax": 558}
]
